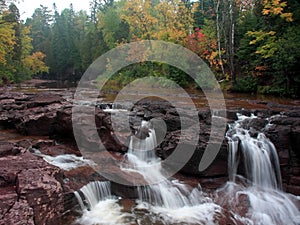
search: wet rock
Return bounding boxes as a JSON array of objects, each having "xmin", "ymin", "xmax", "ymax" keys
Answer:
[
  {"xmin": 163, "ymin": 141, "xmax": 229, "ymax": 177},
  {"xmin": 71, "ymin": 109, "xmax": 126, "ymax": 152},
  {"xmin": 291, "ymin": 125, "xmax": 300, "ymax": 159},
  {"xmin": 1, "ymin": 86, "xmax": 300, "ymax": 205},
  {"xmin": 32, "ymin": 140, "xmax": 80, "ymax": 156},
  {"xmin": 54, "ymin": 107, "xmax": 74, "ymax": 139},
  {"xmin": 226, "ymin": 109, "xmax": 238, "ymax": 122},
  {"xmin": 63, "ymin": 166, "xmax": 105, "ymax": 192},
  {"xmin": 264, "ymin": 113, "xmax": 300, "ymax": 194},
  {"xmin": 0, "ymin": 92, "xmax": 67, "ymax": 136}
]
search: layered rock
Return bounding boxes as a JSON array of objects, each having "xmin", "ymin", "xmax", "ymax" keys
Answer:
[
  {"xmin": 131, "ymin": 98, "xmax": 300, "ymax": 195},
  {"xmin": 1, "ymin": 87, "xmax": 300, "ymax": 225},
  {"xmin": 264, "ymin": 111, "xmax": 300, "ymax": 195},
  {"xmin": 0, "ymin": 142, "xmax": 64, "ymax": 225}
]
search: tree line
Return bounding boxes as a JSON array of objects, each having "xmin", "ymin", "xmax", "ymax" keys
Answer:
[{"xmin": 0, "ymin": 0, "xmax": 299, "ymax": 97}]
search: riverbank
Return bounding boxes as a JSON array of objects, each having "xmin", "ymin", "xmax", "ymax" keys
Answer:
[{"xmin": 0, "ymin": 84, "xmax": 299, "ymax": 224}]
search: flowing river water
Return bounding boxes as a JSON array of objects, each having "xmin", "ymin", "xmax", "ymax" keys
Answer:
[{"xmin": 2, "ymin": 84, "xmax": 300, "ymax": 224}]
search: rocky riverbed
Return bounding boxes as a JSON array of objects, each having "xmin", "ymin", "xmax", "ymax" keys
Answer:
[{"xmin": 0, "ymin": 84, "xmax": 299, "ymax": 224}]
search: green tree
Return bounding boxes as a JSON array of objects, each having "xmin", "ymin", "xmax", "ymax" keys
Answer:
[
  {"xmin": 236, "ymin": 0, "xmax": 300, "ymax": 96},
  {"xmin": 98, "ymin": 3, "xmax": 130, "ymax": 48}
]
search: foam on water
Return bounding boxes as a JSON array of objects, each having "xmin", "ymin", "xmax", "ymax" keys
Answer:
[
  {"xmin": 225, "ymin": 113, "xmax": 300, "ymax": 225},
  {"xmin": 75, "ymin": 199, "xmax": 130, "ymax": 225},
  {"xmin": 33, "ymin": 149, "xmax": 95, "ymax": 171},
  {"xmin": 124, "ymin": 121, "xmax": 222, "ymax": 224},
  {"xmin": 73, "ymin": 116, "xmax": 300, "ymax": 225}
]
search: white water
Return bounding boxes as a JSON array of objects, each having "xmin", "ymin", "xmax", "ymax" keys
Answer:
[
  {"xmin": 73, "ymin": 115, "xmax": 300, "ymax": 225},
  {"xmin": 75, "ymin": 199, "xmax": 128, "ymax": 225},
  {"xmin": 225, "ymin": 113, "xmax": 300, "ymax": 225},
  {"xmin": 75, "ymin": 181, "xmax": 112, "ymax": 210},
  {"xmin": 74, "ymin": 181, "xmax": 131, "ymax": 225},
  {"xmin": 124, "ymin": 120, "xmax": 221, "ymax": 224},
  {"xmin": 32, "ymin": 149, "xmax": 95, "ymax": 171}
]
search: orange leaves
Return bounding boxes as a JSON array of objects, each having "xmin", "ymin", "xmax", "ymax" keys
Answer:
[
  {"xmin": 280, "ymin": 12, "xmax": 293, "ymax": 22},
  {"xmin": 262, "ymin": 0, "xmax": 293, "ymax": 22},
  {"xmin": 254, "ymin": 65, "xmax": 268, "ymax": 76}
]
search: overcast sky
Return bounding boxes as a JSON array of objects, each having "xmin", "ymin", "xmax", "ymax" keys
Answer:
[{"xmin": 17, "ymin": 0, "xmax": 90, "ymax": 20}]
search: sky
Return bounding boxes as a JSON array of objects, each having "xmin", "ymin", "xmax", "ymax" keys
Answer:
[{"xmin": 16, "ymin": 0, "xmax": 91, "ymax": 20}]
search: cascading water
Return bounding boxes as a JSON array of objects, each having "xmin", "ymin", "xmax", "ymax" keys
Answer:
[
  {"xmin": 223, "ymin": 113, "xmax": 300, "ymax": 225},
  {"xmin": 73, "ymin": 115, "xmax": 300, "ymax": 225},
  {"xmin": 128, "ymin": 120, "xmax": 158, "ymax": 162},
  {"xmin": 74, "ymin": 181, "xmax": 112, "ymax": 210},
  {"xmin": 227, "ymin": 114, "xmax": 282, "ymax": 189},
  {"xmin": 74, "ymin": 181, "xmax": 130, "ymax": 225},
  {"xmin": 123, "ymin": 120, "xmax": 221, "ymax": 224}
]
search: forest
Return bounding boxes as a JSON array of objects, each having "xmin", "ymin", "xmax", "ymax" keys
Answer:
[{"xmin": 0, "ymin": 0, "xmax": 299, "ymax": 97}]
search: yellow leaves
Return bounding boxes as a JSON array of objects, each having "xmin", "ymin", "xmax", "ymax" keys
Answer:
[
  {"xmin": 22, "ymin": 51, "xmax": 49, "ymax": 74},
  {"xmin": 281, "ymin": 13, "xmax": 293, "ymax": 22},
  {"xmin": 121, "ymin": 0, "xmax": 158, "ymax": 39},
  {"xmin": 20, "ymin": 25, "xmax": 33, "ymax": 57},
  {"xmin": 247, "ymin": 30, "xmax": 278, "ymax": 58},
  {"xmin": 262, "ymin": 0, "xmax": 293, "ymax": 22},
  {"xmin": 247, "ymin": 30, "xmax": 276, "ymax": 45},
  {"xmin": 121, "ymin": 0, "xmax": 193, "ymax": 44},
  {"xmin": 0, "ymin": 19, "xmax": 16, "ymax": 65}
]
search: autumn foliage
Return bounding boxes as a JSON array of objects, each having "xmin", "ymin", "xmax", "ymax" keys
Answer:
[
  {"xmin": 0, "ymin": 0, "xmax": 299, "ymax": 96},
  {"xmin": 0, "ymin": 2, "xmax": 48, "ymax": 83}
]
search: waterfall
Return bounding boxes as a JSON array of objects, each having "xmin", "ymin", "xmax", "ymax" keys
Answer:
[
  {"xmin": 224, "ymin": 113, "xmax": 300, "ymax": 225},
  {"xmin": 74, "ymin": 181, "xmax": 129, "ymax": 225},
  {"xmin": 74, "ymin": 181, "xmax": 112, "ymax": 210},
  {"xmin": 123, "ymin": 120, "xmax": 221, "ymax": 224},
  {"xmin": 73, "ymin": 115, "xmax": 300, "ymax": 225},
  {"xmin": 227, "ymin": 114, "xmax": 282, "ymax": 189},
  {"xmin": 128, "ymin": 120, "xmax": 157, "ymax": 162}
]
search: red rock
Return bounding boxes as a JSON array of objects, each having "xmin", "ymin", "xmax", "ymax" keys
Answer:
[
  {"xmin": 0, "ymin": 142, "xmax": 66, "ymax": 225},
  {"xmin": 0, "ymin": 187, "xmax": 18, "ymax": 218},
  {"xmin": 17, "ymin": 168, "xmax": 64, "ymax": 225},
  {"xmin": 0, "ymin": 142, "xmax": 17, "ymax": 157},
  {"xmin": 287, "ymin": 185, "xmax": 300, "ymax": 196},
  {"xmin": 0, "ymin": 200, "xmax": 34, "ymax": 225},
  {"xmin": 290, "ymin": 176, "xmax": 300, "ymax": 185}
]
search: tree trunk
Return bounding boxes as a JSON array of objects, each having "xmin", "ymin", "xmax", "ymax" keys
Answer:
[
  {"xmin": 229, "ymin": 0, "xmax": 236, "ymax": 84},
  {"xmin": 215, "ymin": 0, "xmax": 225, "ymax": 78}
]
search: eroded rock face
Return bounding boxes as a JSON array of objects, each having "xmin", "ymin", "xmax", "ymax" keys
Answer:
[
  {"xmin": 0, "ymin": 142, "xmax": 64, "ymax": 225},
  {"xmin": 264, "ymin": 111, "xmax": 300, "ymax": 195},
  {"xmin": 1, "ymin": 87, "xmax": 300, "ymax": 225},
  {"xmin": 0, "ymin": 91, "xmax": 67, "ymax": 136},
  {"xmin": 132, "ymin": 98, "xmax": 300, "ymax": 195},
  {"xmin": 0, "ymin": 89, "xmax": 126, "ymax": 153}
]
